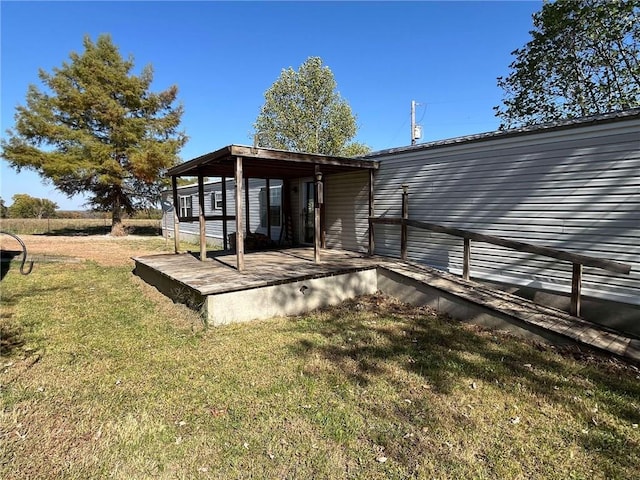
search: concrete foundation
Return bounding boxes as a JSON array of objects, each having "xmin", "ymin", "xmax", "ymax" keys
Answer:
[
  {"xmin": 134, "ymin": 251, "xmax": 639, "ymax": 362},
  {"xmin": 205, "ymin": 269, "xmax": 378, "ymax": 325}
]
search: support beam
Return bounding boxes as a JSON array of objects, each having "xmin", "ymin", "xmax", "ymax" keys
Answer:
[
  {"xmin": 171, "ymin": 176, "xmax": 180, "ymax": 253},
  {"xmin": 197, "ymin": 175, "xmax": 207, "ymax": 261},
  {"xmin": 314, "ymin": 167, "xmax": 323, "ymax": 264},
  {"xmin": 463, "ymin": 238, "xmax": 471, "ymax": 280},
  {"xmin": 235, "ymin": 157, "xmax": 245, "ymax": 272},
  {"xmin": 571, "ymin": 263, "xmax": 582, "ymax": 317}
]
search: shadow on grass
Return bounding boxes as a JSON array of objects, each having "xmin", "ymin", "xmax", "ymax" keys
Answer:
[
  {"xmin": 289, "ymin": 294, "xmax": 640, "ymax": 474},
  {"xmin": 0, "ymin": 322, "xmax": 25, "ymax": 356},
  {"xmin": 1, "ymin": 250, "xmax": 23, "ymax": 281},
  {"xmin": 1, "ymin": 282, "xmax": 70, "ymax": 357}
]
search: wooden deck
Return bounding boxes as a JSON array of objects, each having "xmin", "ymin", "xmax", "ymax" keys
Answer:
[
  {"xmin": 133, "ymin": 248, "xmax": 639, "ymax": 363},
  {"xmin": 133, "ymin": 248, "xmax": 377, "ymax": 296}
]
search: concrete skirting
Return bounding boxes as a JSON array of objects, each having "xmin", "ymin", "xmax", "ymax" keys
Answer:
[
  {"xmin": 205, "ymin": 269, "xmax": 378, "ymax": 326},
  {"xmin": 164, "ymin": 230, "xmax": 224, "ymax": 248},
  {"xmin": 483, "ymin": 280, "xmax": 640, "ymax": 338},
  {"xmin": 377, "ymin": 268, "xmax": 574, "ymax": 346},
  {"xmin": 203, "ymin": 265, "xmax": 574, "ymax": 345}
]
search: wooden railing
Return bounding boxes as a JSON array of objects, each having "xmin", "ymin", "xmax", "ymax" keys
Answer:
[{"xmin": 369, "ymin": 189, "xmax": 631, "ymax": 317}]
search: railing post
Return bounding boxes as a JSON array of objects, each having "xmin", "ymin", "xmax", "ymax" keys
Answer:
[
  {"xmin": 401, "ymin": 184, "xmax": 409, "ymax": 260},
  {"xmin": 571, "ymin": 263, "xmax": 582, "ymax": 317},
  {"xmin": 463, "ymin": 238, "xmax": 471, "ymax": 280}
]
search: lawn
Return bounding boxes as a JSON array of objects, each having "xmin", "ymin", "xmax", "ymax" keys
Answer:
[{"xmin": 1, "ymin": 235, "xmax": 639, "ymax": 479}]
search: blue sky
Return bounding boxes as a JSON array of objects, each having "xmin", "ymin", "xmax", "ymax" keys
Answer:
[{"xmin": 1, "ymin": 0, "xmax": 541, "ymax": 210}]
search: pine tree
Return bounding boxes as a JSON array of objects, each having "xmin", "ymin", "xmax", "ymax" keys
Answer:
[{"xmin": 1, "ymin": 35, "xmax": 187, "ymax": 233}]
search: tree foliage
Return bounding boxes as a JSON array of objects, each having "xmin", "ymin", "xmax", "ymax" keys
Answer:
[
  {"xmin": 0, "ymin": 197, "xmax": 8, "ymax": 219},
  {"xmin": 254, "ymin": 57, "xmax": 369, "ymax": 156},
  {"xmin": 495, "ymin": 0, "xmax": 640, "ymax": 128},
  {"xmin": 1, "ymin": 35, "xmax": 187, "ymax": 233},
  {"xmin": 7, "ymin": 194, "xmax": 58, "ymax": 219}
]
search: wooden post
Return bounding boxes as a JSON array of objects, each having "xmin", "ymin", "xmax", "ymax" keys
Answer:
[
  {"xmin": 235, "ymin": 157, "xmax": 245, "ymax": 272},
  {"xmin": 368, "ymin": 169, "xmax": 375, "ymax": 256},
  {"xmin": 401, "ymin": 184, "xmax": 409, "ymax": 261},
  {"xmin": 314, "ymin": 168, "xmax": 323, "ymax": 263},
  {"xmin": 198, "ymin": 175, "xmax": 206, "ymax": 261},
  {"xmin": 463, "ymin": 238, "xmax": 471, "ymax": 280},
  {"xmin": 171, "ymin": 176, "xmax": 180, "ymax": 253},
  {"xmin": 571, "ymin": 263, "xmax": 582, "ymax": 317},
  {"xmin": 222, "ymin": 176, "xmax": 228, "ymax": 250}
]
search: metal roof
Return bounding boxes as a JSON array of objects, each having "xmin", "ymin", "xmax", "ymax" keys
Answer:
[
  {"xmin": 366, "ymin": 107, "xmax": 640, "ymax": 159},
  {"xmin": 168, "ymin": 144, "xmax": 379, "ymax": 179}
]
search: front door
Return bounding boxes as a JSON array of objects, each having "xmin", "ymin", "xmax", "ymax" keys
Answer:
[{"xmin": 301, "ymin": 179, "xmax": 315, "ymax": 244}]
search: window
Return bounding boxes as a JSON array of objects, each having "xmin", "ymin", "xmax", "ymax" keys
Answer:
[
  {"xmin": 179, "ymin": 195, "xmax": 192, "ymax": 217},
  {"xmin": 260, "ymin": 185, "xmax": 282, "ymax": 228},
  {"xmin": 211, "ymin": 191, "xmax": 223, "ymax": 210}
]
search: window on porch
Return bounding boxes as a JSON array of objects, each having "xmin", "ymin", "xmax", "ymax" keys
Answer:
[
  {"xmin": 211, "ymin": 191, "xmax": 223, "ymax": 211},
  {"xmin": 179, "ymin": 195, "xmax": 192, "ymax": 217},
  {"xmin": 260, "ymin": 185, "xmax": 282, "ymax": 227}
]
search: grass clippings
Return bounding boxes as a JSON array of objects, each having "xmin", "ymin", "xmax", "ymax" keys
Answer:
[{"xmin": 1, "ymin": 236, "xmax": 639, "ymax": 479}]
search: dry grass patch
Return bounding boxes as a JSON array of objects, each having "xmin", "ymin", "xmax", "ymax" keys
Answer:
[
  {"xmin": 1, "ymin": 236, "xmax": 639, "ymax": 479},
  {"xmin": 1, "ymin": 234, "xmax": 172, "ymax": 267}
]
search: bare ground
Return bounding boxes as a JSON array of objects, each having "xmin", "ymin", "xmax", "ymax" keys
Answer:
[{"xmin": 1, "ymin": 234, "xmax": 170, "ymax": 267}]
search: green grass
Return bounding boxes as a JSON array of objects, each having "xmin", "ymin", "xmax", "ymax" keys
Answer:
[{"xmin": 1, "ymin": 248, "xmax": 639, "ymax": 479}]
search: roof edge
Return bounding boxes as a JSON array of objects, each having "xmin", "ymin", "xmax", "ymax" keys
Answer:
[
  {"xmin": 365, "ymin": 107, "xmax": 640, "ymax": 159},
  {"xmin": 168, "ymin": 144, "xmax": 379, "ymax": 176}
]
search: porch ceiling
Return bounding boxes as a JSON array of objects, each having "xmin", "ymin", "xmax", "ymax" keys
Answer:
[{"xmin": 168, "ymin": 144, "xmax": 379, "ymax": 179}]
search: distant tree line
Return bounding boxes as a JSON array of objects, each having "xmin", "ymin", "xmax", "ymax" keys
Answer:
[
  {"xmin": 0, "ymin": 194, "xmax": 161, "ymax": 219},
  {"xmin": 1, "ymin": 194, "xmax": 58, "ymax": 219}
]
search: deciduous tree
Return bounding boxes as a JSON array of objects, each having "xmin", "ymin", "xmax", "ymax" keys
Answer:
[
  {"xmin": 495, "ymin": 0, "xmax": 640, "ymax": 128},
  {"xmin": 1, "ymin": 35, "xmax": 187, "ymax": 234},
  {"xmin": 8, "ymin": 194, "xmax": 58, "ymax": 219},
  {"xmin": 254, "ymin": 57, "xmax": 369, "ymax": 156}
]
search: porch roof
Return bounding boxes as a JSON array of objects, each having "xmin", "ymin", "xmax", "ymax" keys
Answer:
[{"xmin": 168, "ymin": 144, "xmax": 379, "ymax": 179}]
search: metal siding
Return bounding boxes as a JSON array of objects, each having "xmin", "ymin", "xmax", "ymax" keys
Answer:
[
  {"xmin": 374, "ymin": 119, "xmax": 640, "ymax": 305},
  {"xmin": 162, "ymin": 179, "xmax": 283, "ymax": 242},
  {"xmin": 325, "ymin": 171, "xmax": 369, "ymax": 252}
]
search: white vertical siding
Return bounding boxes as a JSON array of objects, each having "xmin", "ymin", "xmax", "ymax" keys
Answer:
[
  {"xmin": 372, "ymin": 118, "xmax": 640, "ymax": 306},
  {"xmin": 325, "ymin": 171, "xmax": 369, "ymax": 253}
]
